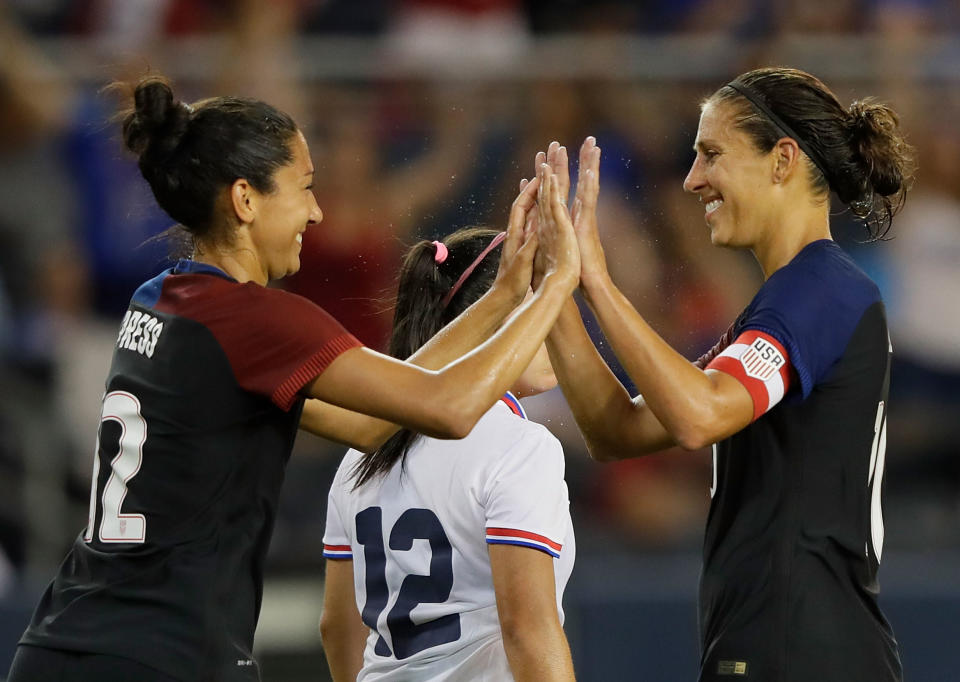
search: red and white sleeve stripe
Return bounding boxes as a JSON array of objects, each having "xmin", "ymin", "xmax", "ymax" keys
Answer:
[
  {"xmin": 322, "ymin": 543, "xmax": 353, "ymax": 560},
  {"xmin": 486, "ymin": 527, "xmax": 562, "ymax": 558},
  {"xmin": 706, "ymin": 330, "xmax": 792, "ymax": 421}
]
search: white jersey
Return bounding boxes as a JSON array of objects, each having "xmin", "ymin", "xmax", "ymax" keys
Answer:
[{"xmin": 323, "ymin": 393, "xmax": 575, "ymax": 681}]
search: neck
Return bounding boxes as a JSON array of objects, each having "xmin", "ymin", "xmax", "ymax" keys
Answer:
[
  {"xmin": 194, "ymin": 240, "xmax": 267, "ymax": 286},
  {"xmin": 751, "ymin": 203, "xmax": 832, "ymax": 280}
]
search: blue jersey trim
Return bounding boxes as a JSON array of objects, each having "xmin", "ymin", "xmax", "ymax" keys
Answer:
[
  {"xmin": 500, "ymin": 391, "xmax": 527, "ymax": 419},
  {"xmin": 486, "ymin": 538, "xmax": 560, "ymax": 558},
  {"xmin": 129, "ymin": 260, "xmax": 236, "ymax": 310},
  {"xmin": 170, "ymin": 259, "xmax": 235, "ymax": 280}
]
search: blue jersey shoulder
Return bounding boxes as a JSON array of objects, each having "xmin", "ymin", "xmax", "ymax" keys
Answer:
[
  {"xmin": 130, "ymin": 268, "xmax": 173, "ymax": 309},
  {"xmin": 129, "ymin": 260, "xmax": 235, "ymax": 310},
  {"xmin": 740, "ymin": 240, "xmax": 882, "ymax": 398}
]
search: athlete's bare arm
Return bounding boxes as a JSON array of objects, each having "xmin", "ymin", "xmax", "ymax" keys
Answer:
[
  {"xmin": 489, "ymin": 544, "xmax": 576, "ymax": 682},
  {"xmin": 567, "ymin": 137, "xmax": 753, "ymax": 451},
  {"xmin": 299, "ymin": 179, "xmax": 542, "ymax": 451},
  {"xmin": 306, "ymin": 165, "xmax": 580, "ymax": 441},
  {"xmin": 320, "ymin": 560, "xmax": 366, "ymax": 682}
]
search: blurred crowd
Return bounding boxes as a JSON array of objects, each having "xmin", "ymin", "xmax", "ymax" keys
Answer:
[{"xmin": 1, "ymin": 0, "xmax": 959, "ymax": 600}]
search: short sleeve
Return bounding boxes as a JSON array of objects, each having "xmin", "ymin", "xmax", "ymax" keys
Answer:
[
  {"xmin": 322, "ymin": 467, "xmax": 353, "ymax": 561},
  {"xmin": 481, "ymin": 429, "xmax": 569, "ymax": 558},
  {"xmin": 707, "ymin": 330, "xmax": 793, "ymax": 421},
  {"xmin": 224, "ymin": 286, "xmax": 362, "ymax": 410},
  {"xmin": 155, "ymin": 276, "xmax": 362, "ymax": 411},
  {"xmin": 735, "ymin": 241, "xmax": 882, "ymax": 399}
]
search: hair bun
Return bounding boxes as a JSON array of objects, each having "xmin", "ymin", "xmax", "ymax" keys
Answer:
[
  {"xmin": 847, "ymin": 98, "xmax": 908, "ymax": 198},
  {"xmin": 122, "ymin": 77, "xmax": 191, "ymax": 160}
]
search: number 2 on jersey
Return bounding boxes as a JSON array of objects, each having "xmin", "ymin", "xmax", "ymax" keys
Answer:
[
  {"xmin": 356, "ymin": 507, "xmax": 461, "ymax": 659},
  {"xmin": 84, "ymin": 391, "xmax": 147, "ymax": 543}
]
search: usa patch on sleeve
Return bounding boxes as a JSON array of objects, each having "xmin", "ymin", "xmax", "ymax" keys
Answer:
[{"xmin": 706, "ymin": 330, "xmax": 792, "ymax": 421}]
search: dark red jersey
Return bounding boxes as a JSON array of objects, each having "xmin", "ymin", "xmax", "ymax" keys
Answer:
[{"xmin": 20, "ymin": 260, "xmax": 360, "ymax": 681}]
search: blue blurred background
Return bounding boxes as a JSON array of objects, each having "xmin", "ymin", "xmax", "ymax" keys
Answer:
[{"xmin": 1, "ymin": 0, "xmax": 958, "ymax": 679}]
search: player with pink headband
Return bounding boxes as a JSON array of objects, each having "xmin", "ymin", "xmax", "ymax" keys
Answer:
[{"xmin": 320, "ymin": 226, "xmax": 575, "ymax": 682}]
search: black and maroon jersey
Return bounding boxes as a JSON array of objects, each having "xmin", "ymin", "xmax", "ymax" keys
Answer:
[
  {"xmin": 20, "ymin": 260, "xmax": 361, "ymax": 681},
  {"xmin": 696, "ymin": 240, "xmax": 902, "ymax": 682}
]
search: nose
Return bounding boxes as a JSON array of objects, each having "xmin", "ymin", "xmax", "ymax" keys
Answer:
[
  {"xmin": 308, "ymin": 193, "xmax": 323, "ymax": 225},
  {"xmin": 683, "ymin": 156, "xmax": 705, "ymax": 195}
]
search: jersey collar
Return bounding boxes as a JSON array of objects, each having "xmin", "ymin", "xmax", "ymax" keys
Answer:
[
  {"xmin": 171, "ymin": 259, "xmax": 236, "ymax": 281},
  {"xmin": 499, "ymin": 391, "xmax": 527, "ymax": 420}
]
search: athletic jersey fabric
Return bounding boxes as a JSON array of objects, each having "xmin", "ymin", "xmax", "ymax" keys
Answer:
[
  {"xmin": 696, "ymin": 240, "xmax": 901, "ymax": 681},
  {"xmin": 19, "ymin": 260, "xmax": 361, "ymax": 681},
  {"xmin": 323, "ymin": 394, "xmax": 575, "ymax": 681}
]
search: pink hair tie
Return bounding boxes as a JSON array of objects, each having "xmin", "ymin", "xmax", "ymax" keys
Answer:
[
  {"xmin": 432, "ymin": 241, "xmax": 449, "ymax": 264},
  {"xmin": 441, "ymin": 231, "xmax": 506, "ymax": 308}
]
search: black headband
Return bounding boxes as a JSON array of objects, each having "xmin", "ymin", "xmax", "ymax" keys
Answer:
[{"xmin": 726, "ymin": 81, "xmax": 830, "ymax": 184}]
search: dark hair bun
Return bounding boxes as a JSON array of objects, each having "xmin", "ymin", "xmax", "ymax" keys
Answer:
[
  {"xmin": 848, "ymin": 98, "xmax": 909, "ymax": 198},
  {"xmin": 122, "ymin": 77, "xmax": 191, "ymax": 161}
]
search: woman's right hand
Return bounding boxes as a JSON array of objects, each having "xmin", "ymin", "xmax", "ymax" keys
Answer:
[
  {"xmin": 571, "ymin": 136, "xmax": 609, "ymax": 291},
  {"xmin": 534, "ymin": 163, "xmax": 580, "ymax": 292}
]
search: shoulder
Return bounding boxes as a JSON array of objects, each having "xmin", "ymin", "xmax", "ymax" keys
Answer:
[
  {"xmin": 474, "ymin": 403, "xmax": 563, "ymax": 458},
  {"xmin": 755, "ymin": 240, "xmax": 881, "ymax": 318},
  {"xmin": 745, "ymin": 241, "xmax": 886, "ymax": 395},
  {"xmin": 330, "ymin": 448, "xmax": 366, "ymax": 497}
]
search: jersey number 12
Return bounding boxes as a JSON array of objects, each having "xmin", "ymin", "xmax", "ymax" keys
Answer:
[
  {"xmin": 355, "ymin": 506, "xmax": 461, "ymax": 659},
  {"xmin": 84, "ymin": 390, "xmax": 147, "ymax": 544}
]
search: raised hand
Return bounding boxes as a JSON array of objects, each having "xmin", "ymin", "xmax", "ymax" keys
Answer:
[
  {"xmin": 533, "ymin": 163, "xmax": 580, "ymax": 291},
  {"xmin": 571, "ymin": 136, "xmax": 608, "ymax": 288},
  {"xmin": 494, "ymin": 174, "xmax": 541, "ymax": 303}
]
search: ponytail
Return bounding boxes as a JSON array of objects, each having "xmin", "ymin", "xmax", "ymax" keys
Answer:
[{"xmin": 351, "ymin": 227, "xmax": 503, "ymax": 489}]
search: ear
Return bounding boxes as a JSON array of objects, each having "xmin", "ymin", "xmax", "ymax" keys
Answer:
[
  {"xmin": 772, "ymin": 137, "xmax": 801, "ymax": 184},
  {"xmin": 229, "ymin": 178, "xmax": 257, "ymax": 224}
]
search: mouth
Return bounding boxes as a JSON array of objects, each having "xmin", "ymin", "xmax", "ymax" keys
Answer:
[{"xmin": 704, "ymin": 198, "xmax": 723, "ymax": 223}]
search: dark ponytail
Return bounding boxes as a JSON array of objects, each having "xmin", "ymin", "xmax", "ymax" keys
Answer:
[
  {"xmin": 711, "ymin": 67, "xmax": 916, "ymax": 240},
  {"xmin": 351, "ymin": 227, "xmax": 503, "ymax": 489},
  {"xmin": 114, "ymin": 74, "xmax": 299, "ymax": 247}
]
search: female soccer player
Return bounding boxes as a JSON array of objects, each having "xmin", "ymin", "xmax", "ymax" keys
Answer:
[
  {"xmin": 546, "ymin": 68, "xmax": 914, "ymax": 682},
  {"xmin": 7, "ymin": 77, "xmax": 578, "ymax": 682},
  {"xmin": 320, "ymin": 226, "xmax": 576, "ymax": 682}
]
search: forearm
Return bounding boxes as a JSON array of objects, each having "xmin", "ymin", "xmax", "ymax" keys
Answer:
[
  {"xmin": 582, "ymin": 274, "xmax": 739, "ymax": 449},
  {"xmin": 321, "ymin": 634, "xmax": 364, "ymax": 682},
  {"xmin": 437, "ymin": 270, "xmax": 577, "ymax": 433},
  {"xmin": 547, "ymin": 297, "xmax": 674, "ymax": 460},
  {"xmin": 502, "ymin": 620, "xmax": 576, "ymax": 682},
  {"xmin": 299, "ymin": 284, "xmax": 520, "ymax": 450}
]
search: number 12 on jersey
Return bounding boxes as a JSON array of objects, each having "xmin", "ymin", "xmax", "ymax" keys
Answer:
[
  {"xmin": 355, "ymin": 506, "xmax": 461, "ymax": 659},
  {"xmin": 84, "ymin": 390, "xmax": 147, "ymax": 544}
]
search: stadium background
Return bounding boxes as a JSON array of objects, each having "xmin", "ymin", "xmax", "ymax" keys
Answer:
[{"xmin": 0, "ymin": 0, "xmax": 958, "ymax": 679}]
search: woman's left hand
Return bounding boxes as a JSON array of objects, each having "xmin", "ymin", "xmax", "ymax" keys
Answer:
[{"xmin": 493, "ymin": 175, "xmax": 541, "ymax": 304}]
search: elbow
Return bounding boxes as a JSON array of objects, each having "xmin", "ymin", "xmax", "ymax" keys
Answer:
[
  {"xmin": 318, "ymin": 613, "xmax": 335, "ymax": 648},
  {"xmin": 353, "ymin": 434, "xmax": 387, "ymax": 455},
  {"xmin": 427, "ymin": 396, "xmax": 481, "ymax": 440},
  {"xmin": 673, "ymin": 428, "xmax": 714, "ymax": 451},
  {"xmin": 670, "ymin": 409, "xmax": 724, "ymax": 451},
  {"xmin": 432, "ymin": 411, "xmax": 475, "ymax": 440},
  {"xmin": 586, "ymin": 441, "xmax": 619, "ymax": 463}
]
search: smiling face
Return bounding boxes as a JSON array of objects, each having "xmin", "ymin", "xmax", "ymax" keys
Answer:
[
  {"xmin": 683, "ymin": 101, "xmax": 780, "ymax": 249},
  {"xmin": 248, "ymin": 131, "xmax": 323, "ymax": 281}
]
